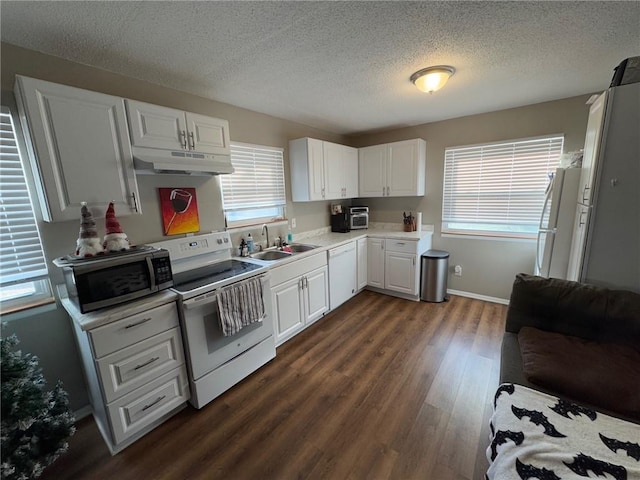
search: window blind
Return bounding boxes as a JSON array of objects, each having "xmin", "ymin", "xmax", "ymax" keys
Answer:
[
  {"xmin": 442, "ymin": 135, "xmax": 564, "ymax": 237},
  {"xmin": 220, "ymin": 142, "xmax": 286, "ymax": 224},
  {"xmin": 0, "ymin": 109, "xmax": 48, "ymax": 285}
]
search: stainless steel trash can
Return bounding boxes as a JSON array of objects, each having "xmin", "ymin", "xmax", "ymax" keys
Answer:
[{"xmin": 420, "ymin": 250, "xmax": 449, "ymax": 302}]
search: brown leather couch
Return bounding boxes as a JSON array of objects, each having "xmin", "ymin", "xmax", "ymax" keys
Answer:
[{"xmin": 500, "ymin": 273, "xmax": 640, "ymax": 423}]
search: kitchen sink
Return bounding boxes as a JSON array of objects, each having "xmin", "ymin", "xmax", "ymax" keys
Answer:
[
  {"xmin": 251, "ymin": 250, "xmax": 292, "ymax": 261},
  {"xmin": 288, "ymin": 243, "xmax": 319, "ymax": 253}
]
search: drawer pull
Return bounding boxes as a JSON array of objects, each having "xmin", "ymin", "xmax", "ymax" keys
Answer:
[
  {"xmin": 141, "ymin": 395, "xmax": 166, "ymax": 412},
  {"xmin": 124, "ymin": 317, "xmax": 152, "ymax": 329},
  {"xmin": 134, "ymin": 356, "xmax": 160, "ymax": 371}
]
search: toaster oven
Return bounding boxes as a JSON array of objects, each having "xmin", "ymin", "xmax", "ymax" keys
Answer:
[{"xmin": 349, "ymin": 207, "xmax": 369, "ymax": 230}]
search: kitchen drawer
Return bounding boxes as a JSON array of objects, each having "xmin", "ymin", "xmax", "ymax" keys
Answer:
[
  {"xmin": 270, "ymin": 251, "xmax": 327, "ymax": 286},
  {"xmin": 90, "ymin": 302, "xmax": 179, "ymax": 358},
  {"xmin": 384, "ymin": 239, "xmax": 418, "ymax": 254},
  {"xmin": 107, "ymin": 365, "xmax": 189, "ymax": 445},
  {"xmin": 97, "ymin": 327, "xmax": 185, "ymax": 403}
]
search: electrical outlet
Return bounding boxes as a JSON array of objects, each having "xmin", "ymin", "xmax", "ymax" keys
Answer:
[
  {"xmin": 454, "ymin": 265, "xmax": 462, "ymax": 277},
  {"xmin": 291, "ymin": 218, "xmax": 296, "ymax": 229}
]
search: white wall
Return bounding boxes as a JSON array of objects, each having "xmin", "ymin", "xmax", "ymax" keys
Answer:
[{"xmin": 349, "ymin": 95, "xmax": 592, "ymax": 300}]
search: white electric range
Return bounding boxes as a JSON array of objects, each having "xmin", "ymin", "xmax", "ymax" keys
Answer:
[{"xmin": 150, "ymin": 232, "xmax": 275, "ymax": 409}]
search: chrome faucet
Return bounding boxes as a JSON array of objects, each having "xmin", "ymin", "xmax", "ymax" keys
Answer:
[{"xmin": 261, "ymin": 224, "xmax": 269, "ymax": 249}]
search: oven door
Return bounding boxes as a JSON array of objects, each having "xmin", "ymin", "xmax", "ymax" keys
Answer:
[
  {"xmin": 179, "ymin": 273, "xmax": 274, "ymax": 381},
  {"xmin": 350, "ymin": 213, "xmax": 368, "ymax": 229}
]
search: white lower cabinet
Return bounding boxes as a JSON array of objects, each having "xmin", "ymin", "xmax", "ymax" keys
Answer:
[
  {"xmin": 72, "ymin": 300, "xmax": 189, "ymax": 454},
  {"xmin": 385, "ymin": 250, "xmax": 417, "ymax": 295},
  {"xmin": 305, "ymin": 266, "xmax": 330, "ymax": 322},
  {"xmin": 357, "ymin": 237, "xmax": 368, "ymax": 291},
  {"xmin": 367, "ymin": 237, "xmax": 385, "ymax": 288},
  {"xmin": 367, "ymin": 235, "xmax": 432, "ymax": 300},
  {"xmin": 272, "ymin": 277, "xmax": 305, "ymax": 341},
  {"xmin": 271, "ymin": 252, "xmax": 329, "ymax": 346}
]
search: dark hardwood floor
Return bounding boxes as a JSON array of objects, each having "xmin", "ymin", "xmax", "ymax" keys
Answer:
[{"xmin": 41, "ymin": 291, "xmax": 507, "ymax": 480}]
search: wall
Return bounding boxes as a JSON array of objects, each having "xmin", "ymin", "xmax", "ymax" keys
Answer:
[
  {"xmin": 348, "ymin": 95, "xmax": 592, "ymax": 301},
  {"xmin": 0, "ymin": 43, "xmax": 348, "ymax": 410}
]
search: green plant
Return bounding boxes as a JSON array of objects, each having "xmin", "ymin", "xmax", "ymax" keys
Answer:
[{"xmin": 1, "ymin": 333, "xmax": 75, "ymax": 480}]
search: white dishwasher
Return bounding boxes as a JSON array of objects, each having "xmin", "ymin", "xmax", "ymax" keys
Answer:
[{"xmin": 328, "ymin": 241, "xmax": 357, "ymax": 310}]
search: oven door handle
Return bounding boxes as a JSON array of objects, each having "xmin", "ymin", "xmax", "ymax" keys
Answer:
[
  {"xmin": 183, "ymin": 292, "xmax": 218, "ymax": 310},
  {"xmin": 181, "ymin": 273, "xmax": 270, "ymax": 311}
]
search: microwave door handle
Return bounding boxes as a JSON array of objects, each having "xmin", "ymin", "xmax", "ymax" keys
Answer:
[{"xmin": 146, "ymin": 257, "xmax": 157, "ymax": 290}]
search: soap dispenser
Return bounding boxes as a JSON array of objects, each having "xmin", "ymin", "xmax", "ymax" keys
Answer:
[{"xmin": 247, "ymin": 233, "xmax": 255, "ymax": 253}]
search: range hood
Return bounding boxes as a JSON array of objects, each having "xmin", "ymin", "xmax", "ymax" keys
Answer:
[{"xmin": 132, "ymin": 147, "xmax": 234, "ymax": 175}]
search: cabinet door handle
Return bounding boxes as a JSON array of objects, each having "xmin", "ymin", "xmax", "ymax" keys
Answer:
[
  {"xmin": 413, "ymin": 257, "xmax": 416, "ymax": 266},
  {"xmin": 180, "ymin": 130, "xmax": 187, "ymax": 149},
  {"xmin": 582, "ymin": 185, "xmax": 590, "ymax": 203},
  {"xmin": 386, "ymin": 186, "xmax": 390, "ymax": 196},
  {"xmin": 299, "ymin": 278, "xmax": 303, "ymax": 290},
  {"xmin": 141, "ymin": 395, "xmax": 166, "ymax": 412},
  {"xmin": 134, "ymin": 356, "xmax": 160, "ymax": 371},
  {"xmin": 188, "ymin": 131, "xmax": 195, "ymax": 150},
  {"xmin": 131, "ymin": 192, "xmax": 139, "ymax": 213},
  {"xmin": 322, "ymin": 187, "xmax": 325, "ymax": 198},
  {"xmin": 124, "ymin": 317, "xmax": 152, "ymax": 329},
  {"xmin": 579, "ymin": 210, "xmax": 587, "ymax": 226}
]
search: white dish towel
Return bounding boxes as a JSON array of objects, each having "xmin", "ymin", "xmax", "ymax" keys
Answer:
[{"xmin": 216, "ymin": 277, "xmax": 265, "ymax": 337}]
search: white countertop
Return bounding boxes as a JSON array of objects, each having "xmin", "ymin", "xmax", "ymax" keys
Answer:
[
  {"xmin": 61, "ymin": 223, "xmax": 433, "ymax": 330},
  {"xmin": 239, "ymin": 223, "xmax": 434, "ymax": 268},
  {"xmin": 58, "ymin": 285, "xmax": 178, "ymax": 331}
]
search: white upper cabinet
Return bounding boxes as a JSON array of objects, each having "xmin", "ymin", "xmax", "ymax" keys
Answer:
[
  {"xmin": 342, "ymin": 145, "xmax": 359, "ymax": 198},
  {"xmin": 323, "ymin": 141, "xmax": 344, "ymax": 199},
  {"xmin": 359, "ymin": 138, "xmax": 426, "ymax": 197},
  {"xmin": 15, "ymin": 76, "xmax": 141, "ymax": 222},
  {"xmin": 126, "ymin": 100, "xmax": 230, "ymax": 155},
  {"xmin": 358, "ymin": 145, "xmax": 387, "ymax": 197},
  {"xmin": 289, "ymin": 138, "xmax": 359, "ymax": 202}
]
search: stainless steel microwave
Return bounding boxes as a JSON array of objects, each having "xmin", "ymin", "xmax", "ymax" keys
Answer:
[
  {"xmin": 349, "ymin": 206, "xmax": 369, "ymax": 230},
  {"xmin": 56, "ymin": 247, "xmax": 173, "ymax": 313}
]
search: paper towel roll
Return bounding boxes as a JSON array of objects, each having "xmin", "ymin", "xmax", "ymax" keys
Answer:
[{"xmin": 416, "ymin": 212, "xmax": 422, "ymax": 232}]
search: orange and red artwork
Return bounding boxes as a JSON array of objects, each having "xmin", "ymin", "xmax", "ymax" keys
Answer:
[{"xmin": 159, "ymin": 187, "xmax": 200, "ymax": 235}]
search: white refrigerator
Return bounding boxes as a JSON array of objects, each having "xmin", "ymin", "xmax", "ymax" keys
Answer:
[
  {"xmin": 535, "ymin": 167, "xmax": 581, "ymax": 279},
  {"xmin": 566, "ymin": 78, "xmax": 640, "ymax": 292}
]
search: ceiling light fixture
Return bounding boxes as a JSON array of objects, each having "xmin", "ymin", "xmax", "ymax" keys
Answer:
[{"xmin": 410, "ymin": 66, "xmax": 455, "ymax": 94}]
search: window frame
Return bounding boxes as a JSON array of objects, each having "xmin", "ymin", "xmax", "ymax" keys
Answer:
[
  {"xmin": 220, "ymin": 142, "xmax": 287, "ymax": 229},
  {"xmin": 0, "ymin": 105, "xmax": 53, "ymax": 314},
  {"xmin": 441, "ymin": 134, "xmax": 565, "ymax": 240}
]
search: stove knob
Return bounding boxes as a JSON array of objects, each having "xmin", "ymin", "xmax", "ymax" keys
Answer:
[
  {"xmin": 217, "ymin": 239, "xmax": 223, "ymax": 244},
  {"xmin": 223, "ymin": 238, "xmax": 229, "ymax": 243}
]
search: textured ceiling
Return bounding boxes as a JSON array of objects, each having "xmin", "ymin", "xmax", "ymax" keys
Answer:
[{"xmin": 1, "ymin": 1, "xmax": 639, "ymax": 135}]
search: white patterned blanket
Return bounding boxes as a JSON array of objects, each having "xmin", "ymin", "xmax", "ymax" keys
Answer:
[{"xmin": 487, "ymin": 383, "xmax": 640, "ymax": 480}]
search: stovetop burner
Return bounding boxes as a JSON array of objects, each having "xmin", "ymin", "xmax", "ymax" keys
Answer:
[{"xmin": 172, "ymin": 259, "xmax": 263, "ymax": 293}]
